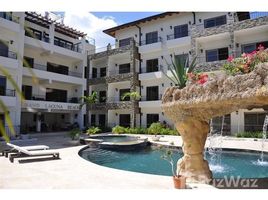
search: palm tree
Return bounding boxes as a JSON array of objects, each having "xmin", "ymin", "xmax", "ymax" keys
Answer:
[
  {"xmin": 162, "ymin": 55, "xmax": 197, "ymax": 89},
  {"xmin": 121, "ymin": 91, "xmax": 141, "ymax": 101},
  {"xmin": 80, "ymin": 91, "xmax": 98, "ymax": 108}
]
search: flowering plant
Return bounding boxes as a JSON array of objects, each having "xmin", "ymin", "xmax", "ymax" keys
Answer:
[
  {"xmin": 187, "ymin": 72, "xmax": 209, "ymax": 85},
  {"xmin": 223, "ymin": 45, "xmax": 268, "ymax": 75}
]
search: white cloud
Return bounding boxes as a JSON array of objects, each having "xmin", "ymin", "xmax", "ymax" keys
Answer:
[{"xmin": 63, "ymin": 11, "xmax": 118, "ymax": 49}]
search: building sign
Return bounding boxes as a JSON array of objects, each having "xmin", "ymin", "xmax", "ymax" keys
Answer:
[{"xmin": 22, "ymin": 101, "xmax": 80, "ymax": 111}]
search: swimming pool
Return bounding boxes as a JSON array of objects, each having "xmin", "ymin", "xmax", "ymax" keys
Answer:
[{"xmin": 80, "ymin": 146, "xmax": 268, "ymax": 178}]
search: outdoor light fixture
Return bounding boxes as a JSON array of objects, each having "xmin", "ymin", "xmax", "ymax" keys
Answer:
[
  {"xmin": 10, "ymin": 40, "xmax": 13, "ymax": 44},
  {"xmin": 236, "ymin": 111, "xmax": 239, "ymax": 115},
  {"xmin": 188, "ymin": 21, "xmax": 191, "ymax": 25},
  {"xmin": 189, "ymin": 51, "xmax": 192, "ymax": 55},
  {"xmin": 161, "ymin": 28, "xmax": 163, "ymax": 31},
  {"xmin": 170, "ymin": 26, "xmax": 172, "ymax": 29},
  {"xmin": 200, "ymin": 49, "xmax": 203, "ymax": 53},
  {"xmin": 115, "ymin": 88, "xmax": 118, "ymax": 91},
  {"xmin": 161, "ymin": 56, "xmax": 163, "ymax": 59},
  {"xmin": 115, "ymin": 113, "xmax": 118, "ymax": 116},
  {"xmin": 162, "ymin": 83, "xmax": 164, "ymax": 87},
  {"xmin": 170, "ymin": 83, "xmax": 173, "ymax": 86},
  {"xmin": 236, "ymin": 43, "xmax": 239, "ymax": 48},
  {"xmin": 170, "ymin": 54, "xmax": 173, "ymax": 57},
  {"xmin": 199, "ymin": 19, "xmax": 202, "ymax": 23}
]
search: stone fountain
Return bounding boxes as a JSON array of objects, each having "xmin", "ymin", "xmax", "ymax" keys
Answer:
[{"xmin": 161, "ymin": 62, "xmax": 268, "ymax": 183}]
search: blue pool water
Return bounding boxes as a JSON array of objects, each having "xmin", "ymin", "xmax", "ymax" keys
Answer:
[
  {"xmin": 88, "ymin": 135, "xmax": 138, "ymax": 143},
  {"xmin": 80, "ymin": 147, "xmax": 268, "ymax": 178}
]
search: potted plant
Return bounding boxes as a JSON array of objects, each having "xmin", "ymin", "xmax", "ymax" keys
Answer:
[
  {"xmin": 68, "ymin": 128, "xmax": 81, "ymax": 145},
  {"xmin": 148, "ymin": 122, "xmax": 163, "ymax": 141},
  {"xmin": 161, "ymin": 149, "xmax": 186, "ymax": 189}
]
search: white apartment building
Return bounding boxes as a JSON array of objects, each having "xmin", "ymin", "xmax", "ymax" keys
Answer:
[
  {"xmin": 88, "ymin": 12, "xmax": 268, "ymax": 135},
  {"xmin": 0, "ymin": 12, "xmax": 94, "ymax": 135}
]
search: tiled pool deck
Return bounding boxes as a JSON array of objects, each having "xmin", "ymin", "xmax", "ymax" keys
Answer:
[{"xmin": 0, "ymin": 132, "xmax": 267, "ymax": 189}]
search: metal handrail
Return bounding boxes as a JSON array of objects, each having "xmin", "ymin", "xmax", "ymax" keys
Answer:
[
  {"xmin": 32, "ymin": 63, "xmax": 82, "ymax": 78},
  {"xmin": 0, "ymin": 89, "xmax": 16, "ymax": 97},
  {"xmin": 0, "ymin": 13, "xmax": 19, "ymax": 23},
  {"xmin": 140, "ymin": 37, "xmax": 162, "ymax": 46},
  {"xmin": 167, "ymin": 32, "xmax": 189, "ymax": 40},
  {"xmin": 54, "ymin": 40, "xmax": 82, "ymax": 53},
  {"xmin": 0, "ymin": 50, "xmax": 17, "ymax": 59},
  {"xmin": 236, "ymin": 12, "xmax": 268, "ymax": 22},
  {"xmin": 140, "ymin": 65, "xmax": 163, "ymax": 73}
]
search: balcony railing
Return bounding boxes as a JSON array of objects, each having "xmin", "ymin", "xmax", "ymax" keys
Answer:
[
  {"xmin": 54, "ymin": 40, "xmax": 82, "ymax": 53},
  {"xmin": 140, "ymin": 65, "xmax": 163, "ymax": 73},
  {"xmin": 28, "ymin": 95, "xmax": 80, "ymax": 103},
  {"xmin": 0, "ymin": 50, "xmax": 17, "ymax": 59},
  {"xmin": 0, "ymin": 13, "xmax": 19, "ymax": 23},
  {"xmin": 0, "ymin": 89, "xmax": 15, "ymax": 97},
  {"xmin": 30, "ymin": 63, "xmax": 83, "ymax": 78},
  {"xmin": 140, "ymin": 37, "xmax": 162, "ymax": 46},
  {"xmin": 25, "ymin": 34, "xmax": 50, "ymax": 43},
  {"xmin": 89, "ymin": 72, "xmax": 107, "ymax": 79},
  {"xmin": 108, "ymin": 69, "xmax": 133, "ymax": 76},
  {"xmin": 140, "ymin": 95, "xmax": 162, "ymax": 101},
  {"xmin": 236, "ymin": 12, "xmax": 268, "ymax": 22},
  {"xmin": 167, "ymin": 32, "xmax": 189, "ymax": 40}
]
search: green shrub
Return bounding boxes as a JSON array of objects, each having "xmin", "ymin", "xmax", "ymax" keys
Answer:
[
  {"xmin": 128, "ymin": 127, "xmax": 148, "ymax": 134},
  {"xmin": 69, "ymin": 128, "xmax": 81, "ymax": 140},
  {"xmin": 112, "ymin": 125, "xmax": 126, "ymax": 134},
  {"xmin": 148, "ymin": 123, "xmax": 164, "ymax": 135},
  {"xmin": 236, "ymin": 131, "xmax": 263, "ymax": 138},
  {"xmin": 87, "ymin": 126, "xmax": 101, "ymax": 135},
  {"xmin": 160, "ymin": 128, "xmax": 178, "ymax": 135}
]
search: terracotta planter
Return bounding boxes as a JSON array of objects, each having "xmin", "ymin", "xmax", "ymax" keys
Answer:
[{"xmin": 173, "ymin": 176, "xmax": 186, "ymax": 189}]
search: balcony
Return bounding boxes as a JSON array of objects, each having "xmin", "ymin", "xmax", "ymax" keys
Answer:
[
  {"xmin": 26, "ymin": 95, "xmax": 80, "ymax": 104},
  {"xmin": 24, "ymin": 63, "xmax": 83, "ymax": 78},
  {"xmin": 24, "ymin": 35, "xmax": 51, "ymax": 51},
  {"xmin": 0, "ymin": 89, "xmax": 16, "ymax": 107},
  {"xmin": 88, "ymin": 72, "xmax": 106, "ymax": 85},
  {"xmin": 166, "ymin": 33, "xmax": 191, "ymax": 49},
  {"xmin": 54, "ymin": 40, "xmax": 82, "ymax": 53},
  {"xmin": 139, "ymin": 66, "xmax": 164, "ymax": 80},
  {"xmin": 139, "ymin": 37, "xmax": 162, "ymax": 54},
  {"xmin": 236, "ymin": 12, "xmax": 268, "ymax": 22},
  {"xmin": 105, "ymin": 96, "xmax": 138, "ymax": 110},
  {"xmin": 106, "ymin": 69, "xmax": 136, "ymax": 83},
  {"xmin": 139, "ymin": 95, "xmax": 162, "ymax": 108},
  {"xmin": 0, "ymin": 13, "xmax": 20, "ymax": 32},
  {"xmin": 0, "ymin": 51, "xmax": 18, "ymax": 69}
]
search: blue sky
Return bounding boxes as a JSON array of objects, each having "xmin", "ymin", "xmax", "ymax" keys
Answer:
[
  {"xmin": 61, "ymin": 12, "xmax": 160, "ymax": 48},
  {"xmin": 91, "ymin": 12, "xmax": 160, "ymax": 25}
]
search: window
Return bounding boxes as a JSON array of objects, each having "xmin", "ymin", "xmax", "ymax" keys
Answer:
[
  {"xmin": 119, "ymin": 63, "xmax": 130, "ymax": 74},
  {"xmin": 23, "ymin": 56, "xmax": 34, "ymax": 68},
  {"xmin": 241, "ymin": 41, "xmax": 268, "ymax": 54},
  {"xmin": 206, "ymin": 47, "xmax": 228, "ymax": 62},
  {"xmin": 146, "ymin": 86, "xmax": 159, "ymax": 101},
  {"xmin": 25, "ymin": 27, "xmax": 42, "ymax": 40},
  {"xmin": 146, "ymin": 31, "xmax": 158, "ymax": 45},
  {"xmin": 22, "ymin": 85, "xmax": 32, "ymax": 100},
  {"xmin": 99, "ymin": 114, "xmax": 106, "ymax": 127},
  {"xmin": 119, "ymin": 114, "xmax": 130, "ymax": 127},
  {"xmin": 46, "ymin": 88, "xmax": 67, "ymax": 103},
  {"xmin": 99, "ymin": 91, "xmax": 107, "ymax": 103},
  {"xmin": 204, "ymin": 15, "xmax": 227, "ymax": 28},
  {"xmin": 0, "ymin": 40, "xmax": 8, "ymax": 57},
  {"xmin": 91, "ymin": 114, "xmax": 96, "ymax": 126},
  {"xmin": 119, "ymin": 89, "xmax": 130, "ymax": 101},
  {"xmin": 146, "ymin": 59, "xmax": 158, "ymax": 72},
  {"xmin": 245, "ymin": 113, "xmax": 268, "ymax": 132},
  {"xmin": 119, "ymin": 38, "xmax": 131, "ymax": 47},
  {"xmin": 174, "ymin": 24, "xmax": 188, "ymax": 38},
  {"xmin": 147, "ymin": 114, "xmax": 159, "ymax": 128},
  {"xmin": 0, "ymin": 12, "xmax": 12, "ymax": 20},
  {"xmin": 0, "ymin": 76, "xmax": 7, "ymax": 96},
  {"xmin": 54, "ymin": 37, "xmax": 74, "ymax": 51},
  {"xmin": 92, "ymin": 68, "xmax": 97, "ymax": 78},
  {"xmin": 100, "ymin": 67, "xmax": 106, "ymax": 77},
  {"xmin": 174, "ymin": 54, "xmax": 189, "ymax": 68},
  {"xmin": 84, "ymin": 67, "xmax": 88, "ymax": 78},
  {"xmin": 47, "ymin": 62, "xmax": 69, "ymax": 75},
  {"xmin": 211, "ymin": 114, "xmax": 231, "ymax": 135}
]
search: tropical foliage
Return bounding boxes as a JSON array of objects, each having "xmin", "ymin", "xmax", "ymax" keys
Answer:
[
  {"xmin": 162, "ymin": 55, "xmax": 197, "ymax": 89},
  {"xmin": 236, "ymin": 131, "xmax": 263, "ymax": 138},
  {"xmin": 223, "ymin": 45, "xmax": 268, "ymax": 75},
  {"xmin": 80, "ymin": 91, "xmax": 98, "ymax": 109},
  {"xmin": 112, "ymin": 125, "xmax": 126, "ymax": 134},
  {"xmin": 121, "ymin": 91, "xmax": 141, "ymax": 101},
  {"xmin": 86, "ymin": 126, "xmax": 101, "ymax": 135},
  {"xmin": 68, "ymin": 128, "xmax": 81, "ymax": 140}
]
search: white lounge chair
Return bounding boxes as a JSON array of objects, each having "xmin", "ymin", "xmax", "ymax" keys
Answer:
[
  {"xmin": 4, "ymin": 143, "xmax": 49, "ymax": 158},
  {"xmin": 8, "ymin": 144, "xmax": 60, "ymax": 163}
]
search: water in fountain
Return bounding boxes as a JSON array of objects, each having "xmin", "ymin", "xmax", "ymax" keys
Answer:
[
  {"xmin": 255, "ymin": 114, "xmax": 268, "ymax": 166},
  {"xmin": 207, "ymin": 116, "xmax": 225, "ymax": 173}
]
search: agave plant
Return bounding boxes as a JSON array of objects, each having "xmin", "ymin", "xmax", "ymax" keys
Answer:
[
  {"xmin": 162, "ymin": 55, "xmax": 197, "ymax": 89},
  {"xmin": 121, "ymin": 91, "xmax": 141, "ymax": 101}
]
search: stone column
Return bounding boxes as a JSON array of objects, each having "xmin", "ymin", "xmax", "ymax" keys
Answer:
[{"xmin": 175, "ymin": 117, "xmax": 212, "ymax": 183}]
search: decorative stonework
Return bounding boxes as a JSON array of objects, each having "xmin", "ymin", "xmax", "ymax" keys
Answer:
[
  {"xmin": 195, "ymin": 60, "xmax": 227, "ymax": 72},
  {"xmin": 88, "ymin": 77, "xmax": 106, "ymax": 85}
]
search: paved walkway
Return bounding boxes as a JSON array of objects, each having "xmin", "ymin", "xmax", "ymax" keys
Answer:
[{"xmin": 0, "ymin": 133, "xmax": 267, "ymax": 189}]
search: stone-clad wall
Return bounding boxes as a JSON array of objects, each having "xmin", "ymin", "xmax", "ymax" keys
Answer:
[{"xmin": 190, "ymin": 14, "xmax": 268, "ymax": 72}]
